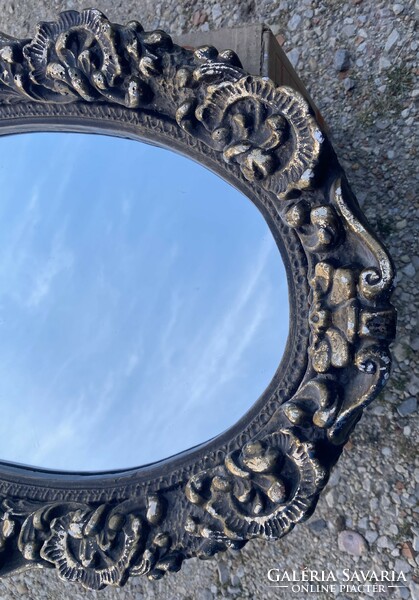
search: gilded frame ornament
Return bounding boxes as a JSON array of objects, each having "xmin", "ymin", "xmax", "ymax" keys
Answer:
[{"xmin": 0, "ymin": 9, "xmax": 395, "ymax": 590}]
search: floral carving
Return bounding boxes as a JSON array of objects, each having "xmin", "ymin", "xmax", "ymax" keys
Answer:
[
  {"xmin": 177, "ymin": 76, "xmax": 323, "ymax": 196},
  {"xmin": 0, "ymin": 9, "xmax": 172, "ymax": 107},
  {"xmin": 40, "ymin": 507, "xmax": 144, "ymax": 589},
  {"xmin": 308, "ymin": 259, "xmax": 394, "ymax": 372},
  {"xmin": 185, "ymin": 431, "xmax": 326, "ymax": 541},
  {"xmin": 0, "ymin": 494, "xmax": 170, "ymax": 590},
  {"xmin": 309, "ymin": 261, "xmax": 358, "ymax": 373},
  {"xmin": 284, "ymin": 201, "xmax": 342, "ymax": 253}
]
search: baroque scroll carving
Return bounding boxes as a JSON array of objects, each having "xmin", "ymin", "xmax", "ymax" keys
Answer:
[
  {"xmin": 185, "ymin": 431, "xmax": 326, "ymax": 545},
  {"xmin": 283, "ymin": 177, "xmax": 395, "ymax": 444},
  {"xmin": 0, "ymin": 494, "xmax": 186, "ymax": 589},
  {"xmin": 0, "ymin": 9, "xmax": 323, "ymax": 197}
]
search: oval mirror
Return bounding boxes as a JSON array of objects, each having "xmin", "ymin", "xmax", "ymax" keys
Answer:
[{"xmin": 0, "ymin": 132, "xmax": 289, "ymax": 472}]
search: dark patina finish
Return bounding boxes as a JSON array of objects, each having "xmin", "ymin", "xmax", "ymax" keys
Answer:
[{"xmin": 0, "ymin": 9, "xmax": 395, "ymax": 590}]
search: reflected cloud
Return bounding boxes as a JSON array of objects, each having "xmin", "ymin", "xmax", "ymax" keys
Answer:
[
  {"xmin": 180, "ymin": 235, "xmax": 275, "ymax": 409},
  {"xmin": 27, "ymin": 229, "xmax": 74, "ymax": 309},
  {"xmin": 0, "ymin": 133, "xmax": 289, "ymax": 471}
]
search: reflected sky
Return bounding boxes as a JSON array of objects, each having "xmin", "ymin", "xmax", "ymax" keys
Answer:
[{"xmin": 0, "ymin": 132, "xmax": 289, "ymax": 472}]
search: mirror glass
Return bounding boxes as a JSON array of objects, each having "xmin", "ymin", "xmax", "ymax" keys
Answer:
[{"xmin": 0, "ymin": 132, "xmax": 289, "ymax": 472}]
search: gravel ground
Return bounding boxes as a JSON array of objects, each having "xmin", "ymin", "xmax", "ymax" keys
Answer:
[{"xmin": 0, "ymin": 0, "xmax": 417, "ymax": 599}]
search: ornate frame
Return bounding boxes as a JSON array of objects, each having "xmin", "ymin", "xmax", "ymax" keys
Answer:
[{"xmin": 0, "ymin": 9, "xmax": 395, "ymax": 590}]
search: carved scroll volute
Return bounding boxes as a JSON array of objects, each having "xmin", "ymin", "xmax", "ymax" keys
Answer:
[
  {"xmin": 331, "ymin": 178, "xmax": 395, "ymax": 302},
  {"xmin": 326, "ymin": 178, "xmax": 395, "ymax": 442}
]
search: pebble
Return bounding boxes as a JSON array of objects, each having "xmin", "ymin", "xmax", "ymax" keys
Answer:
[
  {"xmin": 308, "ymin": 518, "xmax": 328, "ymax": 533},
  {"xmin": 342, "ymin": 24, "xmax": 356, "ymax": 37},
  {"xmin": 379, "ymin": 56, "xmax": 391, "ymax": 70},
  {"xmin": 218, "ymin": 562, "xmax": 229, "ymax": 585},
  {"xmin": 343, "ymin": 77, "xmax": 355, "ymax": 92},
  {"xmin": 402, "ymin": 263, "xmax": 416, "ymax": 277},
  {"xmin": 192, "ymin": 12, "xmax": 200, "ymax": 26},
  {"xmin": 334, "ymin": 49, "xmax": 350, "ymax": 71},
  {"xmin": 410, "ymin": 582, "xmax": 419, "ymax": 600},
  {"xmin": 408, "ymin": 376, "xmax": 419, "ymax": 396},
  {"xmin": 288, "ymin": 14, "xmax": 302, "ymax": 31},
  {"xmin": 377, "ymin": 535, "xmax": 391, "ymax": 549},
  {"xmin": 227, "ymin": 587, "xmax": 241, "ymax": 595},
  {"xmin": 335, "ymin": 515, "xmax": 346, "ymax": 532},
  {"xmin": 236, "ymin": 566, "xmax": 245, "ymax": 579},
  {"xmin": 328, "ymin": 468, "xmax": 341, "ymax": 487},
  {"xmin": 325, "ymin": 489, "xmax": 335, "ymax": 507},
  {"xmin": 211, "ymin": 5, "xmax": 222, "ymax": 20},
  {"xmin": 375, "ymin": 119, "xmax": 390, "ymax": 130},
  {"xmin": 365, "ymin": 530, "xmax": 378, "ymax": 544},
  {"xmin": 370, "ymin": 497, "xmax": 379, "ymax": 512},
  {"xmin": 15, "ymin": 584, "xmax": 28, "ymax": 594},
  {"xmin": 392, "ymin": 3, "xmax": 404, "ymax": 14},
  {"xmin": 338, "ymin": 530, "xmax": 369, "ymax": 556},
  {"xmin": 385, "ymin": 29, "xmax": 400, "ymax": 52},
  {"xmin": 401, "ymin": 542, "xmax": 415, "ymax": 560},
  {"xmin": 394, "ymin": 558, "xmax": 411, "ymax": 573},
  {"xmin": 397, "ymin": 398, "xmax": 418, "ymax": 417},
  {"xmin": 287, "ymin": 48, "xmax": 300, "ymax": 66},
  {"xmin": 388, "ymin": 523, "xmax": 399, "ymax": 535},
  {"xmin": 393, "ymin": 342, "xmax": 408, "ymax": 361}
]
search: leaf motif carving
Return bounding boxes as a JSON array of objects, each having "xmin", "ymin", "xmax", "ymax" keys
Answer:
[
  {"xmin": 185, "ymin": 431, "xmax": 326, "ymax": 541},
  {"xmin": 0, "ymin": 494, "xmax": 172, "ymax": 590},
  {"xmin": 191, "ymin": 76, "xmax": 323, "ymax": 196},
  {"xmin": 0, "ymin": 9, "xmax": 167, "ymax": 107}
]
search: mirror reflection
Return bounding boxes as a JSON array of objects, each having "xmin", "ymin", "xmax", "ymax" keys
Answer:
[{"xmin": 0, "ymin": 132, "xmax": 289, "ymax": 472}]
